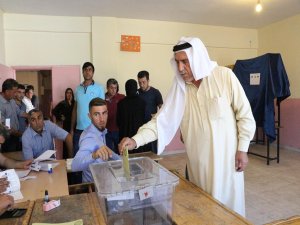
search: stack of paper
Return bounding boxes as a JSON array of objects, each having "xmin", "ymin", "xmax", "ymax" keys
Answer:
[{"xmin": 0, "ymin": 169, "xmax": 23, "ymax": 200}]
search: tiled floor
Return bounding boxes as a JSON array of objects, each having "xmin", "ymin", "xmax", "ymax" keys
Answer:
[{"xmin": 159, "ymin": 144, "xmax": 300, "ymax": 225}]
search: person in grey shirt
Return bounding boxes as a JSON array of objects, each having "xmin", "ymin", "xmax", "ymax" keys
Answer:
[
  {"xmin": 0, "ymin": 79, "xmax": 27, "ymax": 152},
  {"xmin": 14, "ymin": 84, "xmax": 27, "ymax": 134},
  {"xmin": 22, "ymin": 109, "xmax": 73, "ymax": 160},
  {"xmin": 14, "ymin": 84, "xmax": 28, "ymax": 150}
]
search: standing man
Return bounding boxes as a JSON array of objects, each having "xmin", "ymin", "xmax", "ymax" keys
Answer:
[
  {"xmin": 105, "ymin": 78, "xmax": 125, "ymax": 154},
  {"xmin": 22, "ymin": 85, "xmax": 35, "ymax": 113},
  {"xmin": 0, "ymin": 79, "xmax": 27, "ymax": 151},
  {"xmin": 14, "ymin": 84, "xmax": 28, "ymax": 149},
  {"xmin": 137, "ymin": 70, "xmax": 163, "ymax": 153},
  {"xmin": 119, "ymin": 37, "xmax": 256, "ymax": 216},
  {"xmin": 71, "ymin": 62, "xmax": 105, "ymax": 156},
  {"xmin": 72, "ymin": 98, "xmax": 120, "ymax": 183}
]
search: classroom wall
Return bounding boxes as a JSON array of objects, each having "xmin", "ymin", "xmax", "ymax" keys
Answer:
[
  {"xmin": 4, "ymin": 14, "xmax": 92, "ymax": 66},
  {"xmin": 258, "ymin": 14, "xmax": 300, "ymax": 149},
  {"xmin": 3, "ymin": 14, "xmax": 258, "ymax": 98},
  {"xmin": 1, "ymin": 12, "xmax": 299, "ymax": 151},
  {"xmin": 91, "ymin": 17, "xmax": 258, "ymax": 152},
  {"xmin": 0, "ymin": 9, "xmax": 5, "ymax": 64},
  {"xmin": 91, "ymin": 17, "xmax": 258, "ymax": 97},
  {"xmin": 2, "ymin": 13, "xmax": 258, "ymax": 153}
]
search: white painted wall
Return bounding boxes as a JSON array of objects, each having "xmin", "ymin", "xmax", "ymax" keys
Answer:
[
  {"xmin": 258, "ymin": 14, "xmax": 300, "ymax": 98},
  {"xmin": 92, "ymin": 17, "xmax": 258, "ymax": 97},
  {"xmin": 3, "ymin": 14, "xmax": 257, "ymax": 98},
  {"xmin": 4, "ymin": 14, "xmax": 92, "ymax": 67},
  {"xmin": 0, "ymin": 9, "xmax": 5, "ymax": 64}
]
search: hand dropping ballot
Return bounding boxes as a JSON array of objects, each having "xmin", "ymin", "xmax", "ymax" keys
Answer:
[{"xmin": 122, "ymin": 147, "xmax": 130, "ymax": 179}]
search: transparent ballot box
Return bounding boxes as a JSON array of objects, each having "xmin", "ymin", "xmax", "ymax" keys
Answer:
[{"xmin": 90, "ymin": 157, "xmax": 179, "ymax": 225}]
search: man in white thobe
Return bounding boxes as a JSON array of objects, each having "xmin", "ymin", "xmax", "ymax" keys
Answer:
[{"xmin": 119, "ymin": 37, "xmax": 256, "ymax": 216}]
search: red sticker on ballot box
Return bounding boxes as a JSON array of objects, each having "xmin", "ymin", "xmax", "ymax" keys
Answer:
[{"xmin": 138, "ymin": 186, "xmax": 154, "ymax": 200}]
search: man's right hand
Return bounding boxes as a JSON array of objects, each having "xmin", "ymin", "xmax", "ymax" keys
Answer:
[
  {"xmin": 118, "ymin": 138, "xmax": 137, "ymax": 155},
  {"xmin": 92, "ymin": 146, "xmax": 113, "ymax": 161}
]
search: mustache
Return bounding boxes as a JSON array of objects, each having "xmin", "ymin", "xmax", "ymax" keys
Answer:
[{"xmin": 179, "ymin": 70, "xmax": 187, "ymax": 75}]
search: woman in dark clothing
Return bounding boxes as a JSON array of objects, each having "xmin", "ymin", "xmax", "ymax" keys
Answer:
[
  {"xmin": 117, "ymin": 79, "xmax": 149, "ymax": 153},
  {"xmin": 52, "ymin": 88, "xmax": 75, "ymax": 132},
  {"xmin": 52, "ymin": 88, "xmax": 75, "ymax": 158}
]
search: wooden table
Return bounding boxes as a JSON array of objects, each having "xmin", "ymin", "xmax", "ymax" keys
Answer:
[
  {"xmin": 17, "ymin": 160, "xmax": 69, "ymax": 203},
  {"xmin": 29, "ymin": 193, "xmax": 101, "ymax": 224},
  {"xmin": 26, "ymin": 174, "xmax": 252, "ymax": 224},
  {"xmin": 266, "ymin": 216, "xmax": 300, "ymax": 225},
  {"xmin": 172, "ymin": 173, "xmax": 252, "ymax": 224},
  {"xmin": 0, "ymin": 201, "xmax": 35, "ymax": 225},
  {"xmin": 6, "ymin": 173, "xmax": 300, "ymax": 225}
]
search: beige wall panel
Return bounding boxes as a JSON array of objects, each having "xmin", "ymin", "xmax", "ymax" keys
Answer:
[
  {"xmin": 5, "ymin": 31, "xmax": 91, "ymax": 66},
  {"xmin": 92, "ymin": 17, "xmax": 258, "ymax": 97},
  {"xmin": 258, "ymin": 14, "xmax": 300, "ymax": 98},
  {"xmin": 0, "ymin": 10, "xmax": 5, "ymax": 64}
]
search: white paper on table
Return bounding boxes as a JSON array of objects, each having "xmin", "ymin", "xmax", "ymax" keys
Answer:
[
  {"xmin": 20, "ymin": 176, "xmax": 37, "ymax": 181},
  {"xmin": 34, "ymin": 150, "xmax": 56, "ymax": 162},
  {"xmin": 39, "ymin": 161, "xmax": 60, "ymax": 171},
  {"xmin": 16, "ymin": 169, "xmax": 31, "ymax": 178},
  {"xmin": 0, "ymin": 169, "xmax": 23, "ymax": 200}
]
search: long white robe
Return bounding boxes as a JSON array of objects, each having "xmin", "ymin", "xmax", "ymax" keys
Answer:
[{"xmin": 133, "ymin": 66, "xmax": 256, "ymax": 216}]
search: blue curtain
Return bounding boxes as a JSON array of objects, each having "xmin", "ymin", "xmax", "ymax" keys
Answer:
[{"xmin": 233, "ymin": 53, "xmax": 290, "ymax": 142}]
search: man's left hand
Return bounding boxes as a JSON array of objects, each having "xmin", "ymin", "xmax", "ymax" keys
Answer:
[
  {"xmin": 235, "ymin": 151, "xmax": 248, "ymax": 172},
  {"xmin": 15, "ymin": 160, "xmax": 33, "ymax": 170}
]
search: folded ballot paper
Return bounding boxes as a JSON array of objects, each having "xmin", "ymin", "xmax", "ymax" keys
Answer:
[
  {"xmin": 0, "ymin": 169, "xmax": 23, "ymax": 200},
  {"xmin": 30, "ymin": 150, "xmax": 59, "ymax": 172}
]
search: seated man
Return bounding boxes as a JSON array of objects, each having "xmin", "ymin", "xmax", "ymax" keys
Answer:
[
  {"xmin": 22, "ymin": 109, "xmax": 73, "ymax": 160},
  {"xmin": 72, "ymin": 97, "xmax": 120, "ymax": 183}
]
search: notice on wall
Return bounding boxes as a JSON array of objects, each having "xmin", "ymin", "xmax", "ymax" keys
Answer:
[
  {"xmin": 250, "ymin": 73, "xmax": 260, "ymax": 85},
  {"xmin": 120, "ymin": 35, "xmax": 141, "ymax": 52}
]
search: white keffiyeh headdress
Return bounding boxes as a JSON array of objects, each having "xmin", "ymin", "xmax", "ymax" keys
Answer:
[{"xmin": 156, "ymin": 37, "xmax": 218, "ymax": 154}]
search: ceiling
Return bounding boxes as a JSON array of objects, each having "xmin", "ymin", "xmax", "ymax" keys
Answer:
[{"xmin": 0, "ymin": 0, "xmax": 299, "ymax": 28}]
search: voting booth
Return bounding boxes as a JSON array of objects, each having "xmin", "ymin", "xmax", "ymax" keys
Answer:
[
  {"xmin": 233, "ymin": 53, "xmax": 290, "ymax": 164},
  {"xmin": 90, "ymin": 157, "xmax": 179, "ymax": 225}
]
